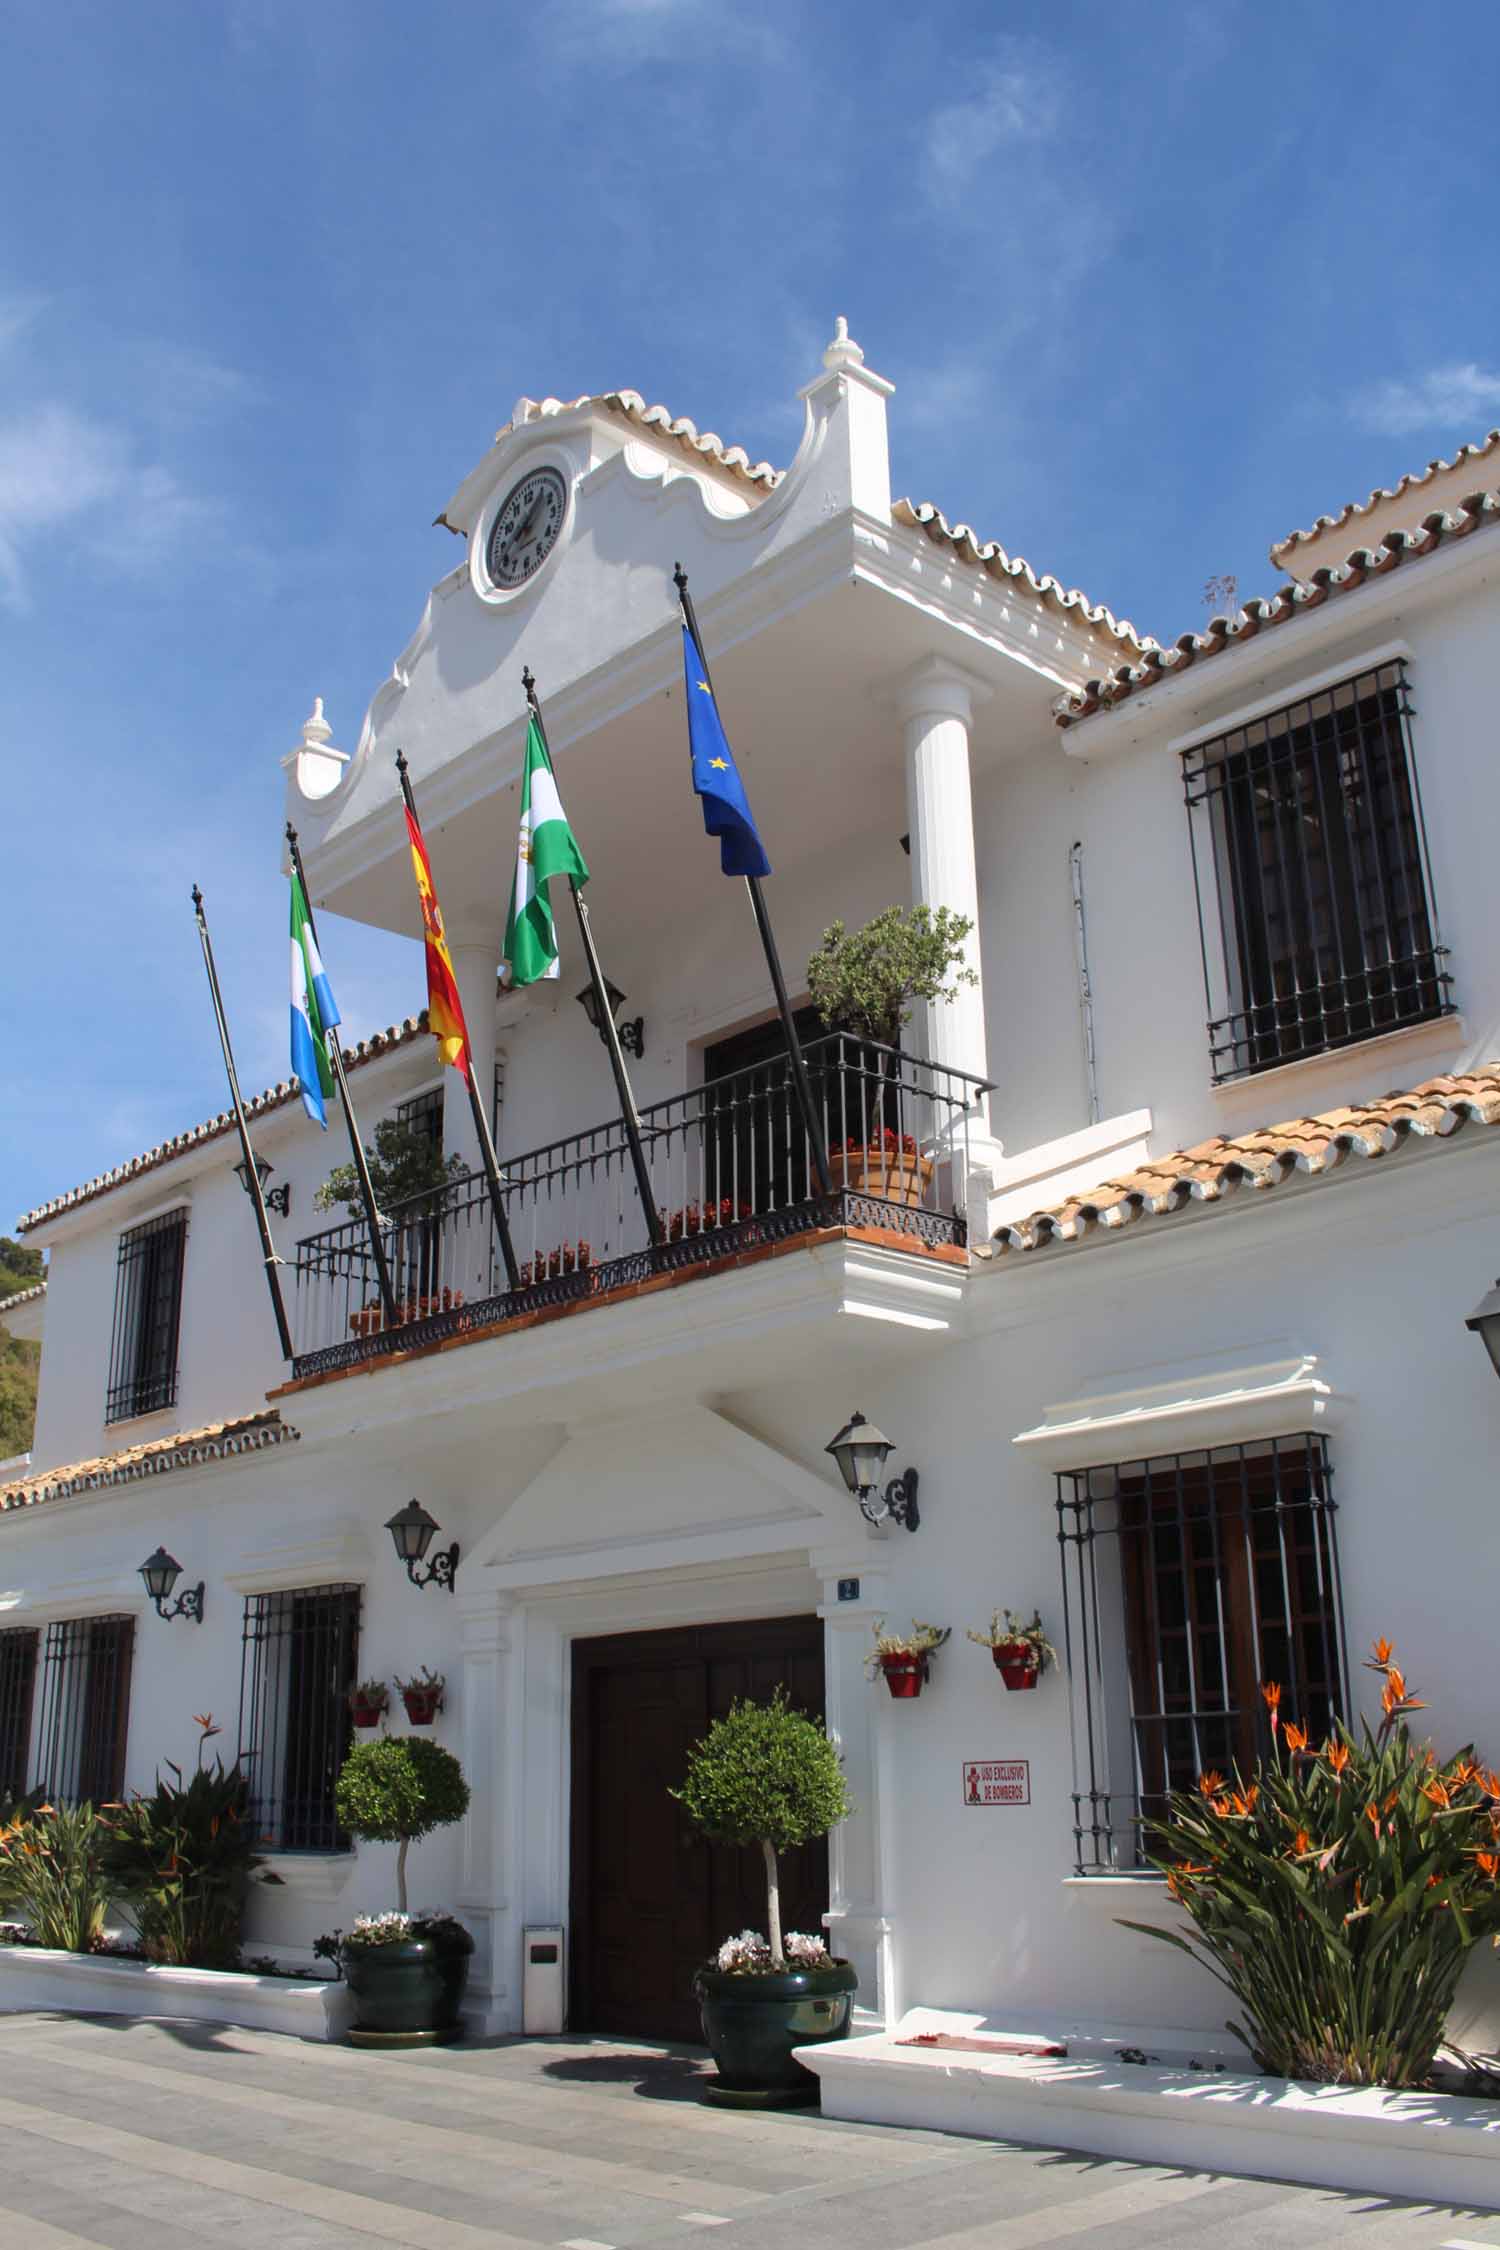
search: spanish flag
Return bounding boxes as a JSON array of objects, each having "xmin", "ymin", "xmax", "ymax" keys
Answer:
[{"xmin": 404, "ymin": 802, "xmax": 471, "ymax": 1078}]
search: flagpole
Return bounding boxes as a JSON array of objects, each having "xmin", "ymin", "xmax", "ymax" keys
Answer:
[
  {"xmin": 190, "ymin": 884, "xmax": 296, "ymax": 1363},
  {"xmin": 672, "ymin": 565, "xmax": 834, "ymax": 1200},
  {"xmin": 284, "ymin": 825, "xmax": 400, "ymax": 1331},
  {"xmin": 394, "ymin": 752, "xmax": 522, "ymax": 1294},
  {"xmin": 522, "ymin": 669, "xmax": 665, "ymax": 1252}
]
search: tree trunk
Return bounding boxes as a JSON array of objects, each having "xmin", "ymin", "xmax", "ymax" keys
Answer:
[
  {"xmin": 762, "ymin": 1837, "xmax": 783, "ymax": 1968},
  {"xmin": 396, "ymin": 1835, "xmax": 409, "ymax": 1915}
]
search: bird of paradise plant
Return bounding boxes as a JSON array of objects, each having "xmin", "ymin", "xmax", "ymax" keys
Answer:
[
  {"xmin": 0, "ymin": 1798, "xmax": 112, "ymax": 1953},
  {"xmin": 1121, "ymin": 1640, "xmax": 1500, "ymax": 2088},
  {"xmin": 98, "ymin": 1715, "xmax": 263, "ymax": 1969}
]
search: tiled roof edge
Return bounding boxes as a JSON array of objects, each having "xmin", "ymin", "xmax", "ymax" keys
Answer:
[
  {"xmin": 0, "ymin": 1281, "xmax": 46, "ymax": 1312},
  {"xmin": 1270, "ymin": 430, "xmax": 1500, "ymax": 565},
  {"xmin": 16, "ymin": 1013, "xmax": 430, "ymax": 1235},
  {"xmin": 893, "ymin": 499, "xmax": 1156, "ymax": 653},
  {"xmin": 995, "ymin": 1064, "xmax": 1500, "ymax": 1256},
  {"xmin": 0, "ymin": 1410, "xmax": 298, "ymax": 1515},
  {"xmin": 1057, "ymin": 490, "xmax": 1500, "ymax": 730},
  {"xmin": 500, "ymin": 392, "xmax": 781, "ymax": 491}
]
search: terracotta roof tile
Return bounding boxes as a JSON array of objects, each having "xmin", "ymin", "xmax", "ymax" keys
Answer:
[
  {"xmin": 1056, "ymin": 490, "xmax": 1500, "ymax": 730},
  {"xmin": 501, "ymin": 391, "xmax": 780, "ymax": 493},
  {"xmin": 0, "ymin": 1410, "xmax": 298, "ymax": 1515},
  {"xmin": 893, "ymin": 498, "xmax": 1156, "ymax": 653},
  {"xmin": 996, "ymin": 1063, "xmax": 1500, "ymax": 1255},
  {"xmin": 16, "ymin": 1014, "xmax": 430, "ymax": 1236},
  {"xmin": 0, "ymin": 1282, "xmax": 45, "ymax": 1313},
  {"xmin": 1270, "ymin": 430, "xmax": 1500, "ymax": 568}
]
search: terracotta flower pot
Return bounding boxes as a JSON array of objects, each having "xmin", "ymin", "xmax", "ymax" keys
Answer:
[
  {"xmin": 992, "ymin": 1643, "xmax": 1040, "ymax": 1690},
  {"xmin": 828, "ymin": 1147, "xmax": 934, "ymax": 1209},
  {"xmin": 400, "ymin": 1685, "xmax": 443, "ymax": 1727},
  {"xmin": 879, "ymin": 1652, "xmax": 926, "ymax": 1699}
]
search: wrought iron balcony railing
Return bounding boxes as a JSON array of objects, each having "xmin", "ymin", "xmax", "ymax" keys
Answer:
[{"xmin": 289, "ymin": 1034, "xmax": 989, "ymax": 1379}]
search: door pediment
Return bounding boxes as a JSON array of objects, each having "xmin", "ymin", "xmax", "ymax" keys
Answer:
[{"xmin": 467, "ymin": 1404, "xmax": 846, "ymax": 1587}]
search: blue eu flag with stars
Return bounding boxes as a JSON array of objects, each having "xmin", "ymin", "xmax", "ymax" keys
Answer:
[{"xmin": 682, "ymin": 623, "xmax": 771, "ymax": 880}]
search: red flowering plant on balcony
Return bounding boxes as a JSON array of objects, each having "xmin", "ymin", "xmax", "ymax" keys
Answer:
[
  {"xmin": 834, "ymin": 1126, "xmax": 918, "ymax": 1158},
  {"xmin": 660, "ymin": 1198, "xmax": 753, "ymax": 1242},
  {"xmin": 1120, "ymin": 1640, "xmax": 1500, "ymax": 2088},
  {"xmin": 515, "ymin": 1240, "xmax": 593, "ymax": 1289}
]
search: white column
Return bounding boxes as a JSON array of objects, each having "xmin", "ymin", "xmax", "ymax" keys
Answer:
[
  {"xmin": 816, "ymin": 1556, "xmax": 896, "ymax": 2027},
  {"xmin": 898, "ymin": 658, "xmax": 992, "ymax": 1100},
  {"xmin": 456, "ymin": 1587, "xmax": 516, "ymax": 2035}
]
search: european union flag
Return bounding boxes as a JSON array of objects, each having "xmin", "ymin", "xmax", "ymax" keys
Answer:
[{"xmin": 682, "ymin": 623, "xmax": 771, "ymax": 880}]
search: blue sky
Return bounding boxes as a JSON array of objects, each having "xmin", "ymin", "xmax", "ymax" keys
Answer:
[{"xmin": 5, "ymin": 0, "xmax": 1499, "ymax": 1228}]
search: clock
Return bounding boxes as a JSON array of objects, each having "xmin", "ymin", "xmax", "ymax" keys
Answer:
[{"xmin": 485, "ymin": 465, "xmax": 568, "ymax": 590}]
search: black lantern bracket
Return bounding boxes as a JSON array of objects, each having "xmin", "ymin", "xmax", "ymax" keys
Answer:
[
  {"xmin": 234, "ymin": 1153, "xmax": 291, "ymax": 1217},
  {"xmin": 385, "ymin": 1499, "xmax": 461, "ymax": 1593},
  {"xmin": 576, "ymin": 978, "xmax": 645, "ymax": 1059},
  {"xmin": 139, "ymin": 1548, "xmax": 205, "ymax": 1623},
  {"xmin": 824, "ymin": 1410, "xmax": 921, "ymax": 1533}
]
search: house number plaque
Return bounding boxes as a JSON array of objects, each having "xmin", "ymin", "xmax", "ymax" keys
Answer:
[{"xmin": 963, "ymin": 1759, "xmax": 1030, "ymax": 1806}]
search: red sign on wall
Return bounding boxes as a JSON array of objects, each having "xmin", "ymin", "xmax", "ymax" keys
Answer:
[{"xmin": 963, "ymin": 1759, "xmax": 1030, "ymax": 1806}]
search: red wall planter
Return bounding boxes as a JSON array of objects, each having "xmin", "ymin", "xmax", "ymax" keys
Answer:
[
  {"xmin": 400, "ymin": 1685, "xmax": 444, "ymax": 1726},
  {"xmin": 992, "ymin": 1644, "xmax": 1040, "ymax": 1690},
  {"xmin": 879, "ymin": 1653, "xmax": 928, "ymax": 1699}
]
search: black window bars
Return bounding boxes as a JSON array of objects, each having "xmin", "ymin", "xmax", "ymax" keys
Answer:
[
  {"xmin": 106, "ymin": 1208, "xmax": 188, "ymax": 1424},
  {"xmin": 1056, "ymin": 1435, "xmax": 1347, "ymax": 1874},
  {"xmin": 239, "ymin": 1584, "xmax": 361, "ymax": 1852},
  {"xmin": 35, "ymin": 1616, "xmax": 135, "ymax": 1806},
  {"xmin": 1182, "ymin": 659, "xmax": 1452, "ymax": 1082},
  {"xmin": 0, "ymin": 1627, "xmax": 39, "ymax": 1800}
]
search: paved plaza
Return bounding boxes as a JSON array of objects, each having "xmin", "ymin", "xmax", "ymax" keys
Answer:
[{"xmin": 0, "ymin": 2013, "xmax": 1497, "ymax": 2250}]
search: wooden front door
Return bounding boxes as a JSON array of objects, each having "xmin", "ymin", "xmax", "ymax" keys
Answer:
[{"xmin": 569, "ymin": 1615, "xmax": 827, "ymax": 2042}]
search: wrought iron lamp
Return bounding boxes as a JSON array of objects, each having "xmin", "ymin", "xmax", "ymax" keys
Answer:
[
  {"xmin": 139, "ymin": 1548, "xmax": 205, "ymax": 1623},
  {"xmin": 576, "ymin": 977, "xmax": 644, "ymax": 1058},
  {"xmin": 1465, "ymin": 1278, "xmax": 1500, "ymax": 1380},
  {"xmin": 825, "ymin": 1410, "xmax": 920, "ymax": 1532},
  {"xmin": 234, "ymin": 1152, "xmax": 291, "ymax": 1217},
  {"xmin": 385, "ymin": 1500, "xmax": 460, "ymax": 1592}
]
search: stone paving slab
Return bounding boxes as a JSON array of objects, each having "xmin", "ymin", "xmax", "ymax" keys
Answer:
[{"xmin": 0, "ymin": 2013, "xmax": 1496, "ymax": 2250}]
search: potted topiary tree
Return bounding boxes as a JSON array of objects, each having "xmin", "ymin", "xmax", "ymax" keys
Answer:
[
  {"xmin": 807, "ymin": 906, "xmax": 977, "ymax": 1205},
  {"xmin": 673, "ymin": 1689, "xmax": 856, "ymax": 2104},
  {"xmin": 333, "ymin": 1737, "xmax": 472, "ymax": 2044}
]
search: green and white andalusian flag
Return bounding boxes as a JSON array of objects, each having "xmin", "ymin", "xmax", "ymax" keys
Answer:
[{"xmin": 503, "ymin": 715, "xmax": 590, "ymax": 985}]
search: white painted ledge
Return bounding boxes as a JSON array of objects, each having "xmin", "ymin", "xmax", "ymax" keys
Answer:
[
  {"xmin": 0, "ymin": 1945, "xmax": 353, "ymax": 2042},
  {"xmin": 797, "ymin": 2018, "xmax": 1500, "ymax": 2210}
]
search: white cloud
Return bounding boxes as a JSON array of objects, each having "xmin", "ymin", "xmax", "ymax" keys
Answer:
[
  {"xmin": 0, "ymin": 399, "xmax": 211, "ymax": 611},
  {"xmin": 1353, "ymin": 363, "xmax": 1500, "ymax": 438},
  {"xmin": 923, "ymin": 41, "xmax": 1063, "ymax": 208}
]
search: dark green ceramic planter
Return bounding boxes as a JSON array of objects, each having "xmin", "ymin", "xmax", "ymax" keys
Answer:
[
  {"xmin": 340, "ymin": 1927, "xmax": 474, "ymax": 2036},
  {"xmin": 692, "ymin": 1960, "xmax": 858, "ymax": 2092}
]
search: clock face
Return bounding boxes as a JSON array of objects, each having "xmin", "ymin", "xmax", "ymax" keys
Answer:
[{"xmin": 485, "ymin": 466, "xmax": 568, "ymax": 590}]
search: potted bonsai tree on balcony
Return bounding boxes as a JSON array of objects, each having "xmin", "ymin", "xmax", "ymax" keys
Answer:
[
  {"xmin": 807, "ymin": 906, "xmax": 976, "ymax": 1205},
  {"xmin": 966, "ymin": 1610, "xmax": 1057, "ymax": 1691},
  {"xmin": 333, "ymin": 1737, "xmax": 472, "ymax": 2044},
  {"xmin": 316, "ymin": 1116, "xmax": 467, "ymax": 1333},
  {"xmin": 673, "ymin": 1690, "xmax": 856, "ymax": 2104}
]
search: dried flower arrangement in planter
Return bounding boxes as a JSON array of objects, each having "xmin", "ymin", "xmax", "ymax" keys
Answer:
[
  {"xmin": 867, "ymin": 1620, "xmax": 951, "ymax": 1699},
  {"xmin": 348, "ymin": 1679, "xmax": 390, "ymax": 1729},
  {"xmin": 395, "ymin": 1668, "xmax": 445, "ymax": 1726},
  {"xmin": 966, "ymin": 1610, "xmax": 1057, "ymax": 1690}
]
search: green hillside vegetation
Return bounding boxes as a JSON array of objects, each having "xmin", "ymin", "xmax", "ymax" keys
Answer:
[{"xmin": 0, "ymin": 1237, "xmax": 44, "ymax": 1460}]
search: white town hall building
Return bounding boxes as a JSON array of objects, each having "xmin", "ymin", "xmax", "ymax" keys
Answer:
[{"xmin": 6, "ymin": 323, "xmax": 1500, "ymax": 2095}]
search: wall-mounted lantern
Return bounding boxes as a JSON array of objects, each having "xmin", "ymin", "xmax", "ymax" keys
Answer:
[
  {"xmin": 825, "ymin": 1410, "xmax": 921, "ymax": 1532},
  {"xmin": 576, "ymin": 977, "xmax": 645, "ymax": 1058},
  {"xmin": 1465, "ymin": 1278, "xmax": 1500, "ymax": 1381},
  {"xmin": 139, "ymin": 1548, "xmax": 205, "ymax": 1623},
  {"xmin": 384, "ymin": 1500, "xmax": 460, "ymax": 1593},
  {"xmin": 234, "ymin": 1152, "xmax": 291, "ymax": 1217}
]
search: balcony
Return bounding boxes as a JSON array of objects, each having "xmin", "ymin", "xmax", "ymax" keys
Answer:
[{"xmin": 286, "ymin": 1037, "xmax": 987, "ymax": 1385}]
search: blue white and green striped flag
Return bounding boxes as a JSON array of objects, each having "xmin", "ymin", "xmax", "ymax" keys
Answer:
[{"xmin": 290, "ymin": 869, "xmax": 340, "ymax": 1126}]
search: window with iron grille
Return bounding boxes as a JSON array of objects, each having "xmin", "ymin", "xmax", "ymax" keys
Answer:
[
  {"xmin": 35, "ymin": 1616, "xmax": 135, "ymax": 1805},
  {"xmin": 396, "ymin": 1087, "xmax": 444, "ymax": 1147},
  {"xmin": 1182, "ymin": 660, "xmax": 1451, "ymax": 1082},
  {"xmin": 0, "ymin": 1627, "xmax": 39, "ymax": 1799},
  {"xmin": 1056, "ymin": 1435, "xmax": 1347, "ymax": 1873},
  {"xmin": 106, "ymin": 1208, "xmax": 188, "ymax": 1423},
  {"xmin": 238, "ymin": 1585, "xmax": 361, "ymax": 1851}
]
